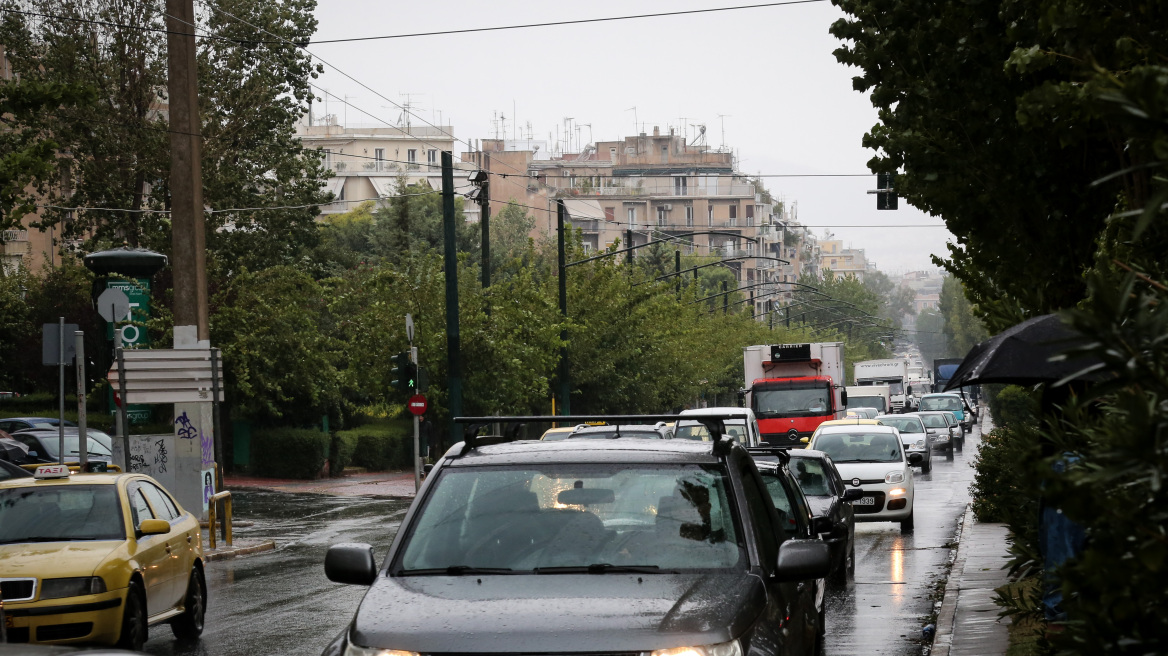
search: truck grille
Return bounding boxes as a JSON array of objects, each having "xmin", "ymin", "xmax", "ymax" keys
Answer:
[{"xmin": 1, "ymin": 578, "xmax": 36, "ymax": 601}]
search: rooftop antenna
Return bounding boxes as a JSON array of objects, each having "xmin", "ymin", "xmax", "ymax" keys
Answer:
[
  {"xmin": 500, "ymin": 113, "xmax": 508, "ymax": 143},
  {"xmin": 689, "ymin": 124, "xmax": 707, "ymax": 147},
  {"xmin": 582, "ymin": 123, "xmax": 593, "ymax": 146},
  {"xmin": 563, "ymin": 117, "xmax": 573, "ymax": 153},
  {"xmin": 626, "ymin": 107, "xmax": 637, "ymax": 134},
  {"xmin": 717, "ymin": 114, "xmax": 731, "ymax": 150}
]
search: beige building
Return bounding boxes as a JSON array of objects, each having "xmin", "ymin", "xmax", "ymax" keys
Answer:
[
  {"xmin": 294, "ymin": 116, "xmax": 478, "ymax": 220},
  {"xmin": 463, "ymin": 127, "xmax": 790, "ymax": 317},
  {"xmin": 819, "ymin": 239, "xmax": 869, "ymax": 281}
]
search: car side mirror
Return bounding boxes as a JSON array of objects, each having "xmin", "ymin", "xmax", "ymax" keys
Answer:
[
  {"xmin": 138, "ymin": 519, "xmax": 170, "ymax": 536},
  {"xmin": 907, "ymin": 452, "xmax": 924, "ymax": 465},
  {"xmin": 775, "ymin": 539, "xmax": 831, "ymax": 581},
  {"xmin": 842, "ymin": 488, "xmax": 864, "ymax": 501},
  {"xmin": 325, "ymin": 543, "xmax": 378, "ymax": 585},
  {"xmin": 811, "ymin": 515, "xmax": 835, "ymax": 534}
]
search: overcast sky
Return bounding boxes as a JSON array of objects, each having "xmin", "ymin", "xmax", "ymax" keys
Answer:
[{"xmin": 308, "ymin": 0, "xmax": 953, "ymax": 274}]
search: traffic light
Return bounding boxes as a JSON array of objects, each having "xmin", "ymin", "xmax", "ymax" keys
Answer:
[
  {"xmin": 415, "ymin": 366, "xmax": 429, "ymax": 393},
  {"xmin": 390, "ymin": 350, "xmax": 416, "ymax": 392}
]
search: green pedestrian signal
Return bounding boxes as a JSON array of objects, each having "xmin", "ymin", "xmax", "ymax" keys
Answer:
[{"xmin": 390, "ymin": 350, "xmax": 415, "ymax": 392}]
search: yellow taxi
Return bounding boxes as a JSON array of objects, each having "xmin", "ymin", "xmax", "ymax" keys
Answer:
[
  {"xmin": 803, "ymin": 418, "xmax": 884, "ymax": 444},
  {"xmin": 0, "ymin": 464, "xmax": 206, "ymax": 650}
]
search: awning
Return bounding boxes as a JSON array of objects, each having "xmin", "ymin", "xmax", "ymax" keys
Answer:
[
  {"xmin": 322, "ymin": 177, "xmax": 345, "ymax": 199},
  {"xmin": 369, "ymin": 175, "xmax": 436, "ymax": 197},
  {"xmin": 563, "ymin": 199, "xmax": 606, "ymax": 221}
]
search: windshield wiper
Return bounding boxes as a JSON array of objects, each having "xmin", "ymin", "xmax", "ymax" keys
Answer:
[
  {"xmin": 399, "ymin": 566, "xmax": 516, "ymax": 576},
  {"xmin": 535, "ymin": 563, "xmax": 670, "ymax": 575},
  {"xmin": 0, "ymin": 537, "xmax": 69, "ymax": 544}
]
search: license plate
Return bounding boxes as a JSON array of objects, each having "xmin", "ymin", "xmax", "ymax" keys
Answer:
[{"xmin": 853, "ymin": 496, "xmax": 875, "ymax": 506}]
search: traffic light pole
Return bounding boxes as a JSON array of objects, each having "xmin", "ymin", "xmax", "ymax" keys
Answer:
[
  {"xmin": 411, "ymin": 345, "xmax": 420, "ymax": 491},
  {"xmin": 441, "ymin": 152, "xmax": 463, "ymax": 447},
  {"xmin": 556, "ymin": 200, "xmax": 570, "ymax": 416}
]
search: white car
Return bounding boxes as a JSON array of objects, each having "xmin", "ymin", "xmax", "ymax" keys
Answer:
[
  {"xmin": 877, "ymin": 414, "xmax": 933, "ymax": 473},
  {"xmin": 809, "ymin": 424, "xmax": 921, "ymax": 532},
  {"xmin": 916, "ymin": 411, "xmax": 957, "ymax": 454},
  {"xmin": 675, "ymin": 407, "xmax": 762, "ymax": 446}
]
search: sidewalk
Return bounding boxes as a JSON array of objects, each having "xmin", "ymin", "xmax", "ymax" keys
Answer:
[
  {"xmin": 226, "ymin": 469, "xmax": 418, "ymax": 498},
  {"xmin": 932, "ymin": 503, "xmax": 1013, "ymax": 655}
]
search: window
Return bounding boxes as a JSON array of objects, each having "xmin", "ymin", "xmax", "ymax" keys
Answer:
[
  {"xmin": 604, "ymin": 207, "xmax": 615, "ymax": 222},
  {"xmin": 741, "ymin": 467, "xmax": 783, "ymax": 565},
  {"xmin": 609, "ymin": 147, "xmax": 617, "ymax": 161},
  {"xmin": 674, "ymin": 177, "xmax": 688, "ymax": 195},
  {"xmin": 427, "ymin": 149, "xmax": 438, "ymax": 166},
  {"xmin": 627, "ymin": 207, "xmax": 636, "ymax": 228},
  {"xmin": 729, "ymin": 205, "xmax": 738, "ymax": 227},
  {"xmin": 686, "ymin": 206, "xmax": 694, "ymax": 227},
  {"xmin": 407, "ymin": 149, "xmax": 417, "ymax": 169},
  {"xmin": 708, "ymin": 206, "xmax": 714, "ymax": 227},
  {"xmin": 746, "ymin": 205, "xmax": 754, "ymax": 226},
  {"xmin": 322, "ymin": 148, "xmax": 332, "ymax": 170},
  {"xmin": 128, "ymin": 486, "xmax": 154, "ymax": 526},
  {"xmin": 140, "ymin": 482, "xmax": 178, "ymax": 521},
  {"xmin": 657, "ymin": 207, "xmax": 667, "ymax": 226},
  {"xmin": 374, "ymin": 148, "xmax": 385, "ymax": 171}
]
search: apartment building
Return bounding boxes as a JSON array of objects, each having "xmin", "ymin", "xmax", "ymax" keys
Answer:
[
  {"xmin": 465, "ymin": 127, "xmax": 787, "ymax": 315},
  {"xmin": 818, "ymin": 239, "xmax": 869, "ymax": 281},
  {"xmin": 294, "ymin": 116, "xmax": 479, "ymax": 220}
]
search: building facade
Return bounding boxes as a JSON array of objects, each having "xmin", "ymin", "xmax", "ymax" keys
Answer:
[{"xmin": 818, "ymin": 239, "xmax": 869, "ymax": 280}]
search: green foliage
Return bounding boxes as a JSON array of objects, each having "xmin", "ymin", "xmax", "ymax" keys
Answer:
[
  {"xmin": 913, "ymin": 308, "xmax": 950, "ymax": 366},
  {"xmin": 992, "ymin": 385, "xmax": 1037, "ymax": 430},
  {"xmin": 329, "ymin": 430, "xmax": 358, "ymax": 477},
  {"xmin": 0, "ymin": 269, "xmax": 33, "ymax": 391},
  {"xmin": 210, "ymin": 266, "xmax": 341, "ymax": 426},
  {"xmin": 969, "ymin": 423, "xmax": 1041, "ymax": 566},
  {"xmin": 940, "ymin": 276, "xmax": 989, "ymax": 357},
  {"xmin": 250, "ymin": 427, "xmax": 329, "ymax": 479},
  {"xmin": 338, "ymin": 422, "xmax": 412, "ymax": 471}
]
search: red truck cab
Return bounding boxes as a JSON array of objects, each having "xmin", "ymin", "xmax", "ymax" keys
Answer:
[{"xmin": 743, "ymin": 343, "xmax": 847, "ymax": 447}]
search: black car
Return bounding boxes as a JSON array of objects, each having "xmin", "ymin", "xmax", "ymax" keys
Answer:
[
  {"xmin": 786, "ymin": 449, "xmax": 860, "ymax": 584},
  {"xmin": 323, "ymin": 415, "xmax": 831, "ymax": 656},
  {"xmin": 7, "ymin": 428, "xmax": 114, "ymax": 464},
  {"xmin": 0, "ymin": 458, "xmax": 34, "ymax": 481},
  {"xmin": 0, "ymin": 417, "xmax": 77, "ymax": 434}
]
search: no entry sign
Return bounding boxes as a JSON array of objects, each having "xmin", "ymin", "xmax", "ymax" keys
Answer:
[{"xmin": 407, "ymin": 394, "xmax": 428, "ymax": 416}]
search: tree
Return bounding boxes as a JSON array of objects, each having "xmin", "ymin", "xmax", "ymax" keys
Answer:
[
  {"xmin": 939, "ymin": 275, "xmax": 988, "ymax": 357},
  {"xmin": 829, "ymin": 0, "xmax": 1123, "ymax": 323},
  {"xmin": 913, "ymin": 307, "xmax": 949, "ymax": 368}
]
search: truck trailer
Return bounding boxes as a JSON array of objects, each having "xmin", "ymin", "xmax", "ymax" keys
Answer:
[{"xmin": 743, "ymin": 342, "xmax": 847, "ymax": 447}]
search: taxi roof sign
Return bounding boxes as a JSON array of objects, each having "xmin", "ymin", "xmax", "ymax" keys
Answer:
[{"xmin": 34, "ymin": 464, "xmax": 72, "ymax": 479}]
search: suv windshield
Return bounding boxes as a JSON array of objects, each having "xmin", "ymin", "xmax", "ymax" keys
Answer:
[
  {"xmin": 920, "ymin": 396, "xmax": 963, "ymax": 412},
  {"xmin": 812, "ymin": 432, "xmax": 903, "ymax": 463},
  {"xmin": 753, "ymin": 384, "xmax": 831, "ymax": 418},
  {"xmin": 0, "ymin": 486, "xmax": 124, "ymax": 544},
  {"xmin": 877, "ymin": 416, "xmax": 924, "ymax": 434},
  {"xmin": 397, "ymin": 464, "xmax": 744, "ymax": 573}
]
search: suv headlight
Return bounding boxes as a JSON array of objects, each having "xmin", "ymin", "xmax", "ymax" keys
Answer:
[
  {"xmin": 653, "ymin": 640, "xmax": 743, "ymax": 656},
  {"xmin": 343, "ymin": 646, "xmax": 418, "ymax": 656},
  {"xmin": 39, "ymin": 577, "xmax": 106, "ymax": 599},
  {"xmin": 885, "ymin": 471, "xmax": 905, "ymax": 484}
]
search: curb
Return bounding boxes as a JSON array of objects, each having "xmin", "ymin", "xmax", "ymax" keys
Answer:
[
  {"xmin": 932, "ymin": 503, "xmax": 974, "ymax": 656},
  {"xmin": 203, "ymin": 538, "xmax": 276, "ymax": 562}
]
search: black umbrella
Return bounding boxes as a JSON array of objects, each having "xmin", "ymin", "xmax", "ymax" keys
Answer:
[
  {"xmin": 942, "ymin": 314, "xmax": 1103, "ymax": 391},
  {"xmin": 0, "ymin": 435, "xmax": 30, "ymax": 462}
]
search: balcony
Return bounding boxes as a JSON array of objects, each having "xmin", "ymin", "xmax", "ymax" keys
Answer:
[
  {"xmin": 2, "ymin": 229, "xmax": 29, "ymax": 242},
  {"xmin": 557, "ymin": 180, "xmax": 756, "ymax": 198}
]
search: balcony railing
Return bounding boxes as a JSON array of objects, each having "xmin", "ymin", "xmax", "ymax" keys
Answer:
[
  {"xmin": 556, "ymin": 181, "xmax": 756, "ymax": 198},
  {"xmin": 2, "ymin": 229, "xmax": 29, "ymax": 242}
]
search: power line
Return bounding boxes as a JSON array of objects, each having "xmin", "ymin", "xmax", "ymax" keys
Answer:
[
  {"xmin": 36, "ymin": 190, "xmax": 447, "ymax": 215},
  {"xmin": 307, "ymin": 1, "xmax": 829, "ymax": 44}
]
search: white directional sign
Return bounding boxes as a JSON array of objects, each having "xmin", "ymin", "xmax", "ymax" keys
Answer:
[{"xmin": 107, "ymin": 349, "xmax": 224, "ymax": 404}]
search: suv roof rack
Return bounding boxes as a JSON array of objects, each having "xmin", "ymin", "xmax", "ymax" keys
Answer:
[{"xmin": 453, "ymin": 414, "xmax": 744, "ymax": 456}]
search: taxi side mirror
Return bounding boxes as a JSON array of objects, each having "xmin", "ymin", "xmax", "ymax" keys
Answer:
[
  {"xmin": 138, "ymin": 519, "xmax": 170, "ymax": 536},
  {"xmin": 325, "ymin": 543, "xmax": 378, "ymax": 585},
  {"xmin": 800, "ymin": 437, "xmax": 810, "ymax": 444}
]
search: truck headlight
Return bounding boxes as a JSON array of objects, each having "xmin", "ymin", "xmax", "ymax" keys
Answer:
[
  {"xmin": 39, "ymin": 577, "xmax": 106, "ymax": 599},
  {"xmin": 885, "ymin": 471, "xmax": 905, "ymax": 484},
  {"xmin": 653, "ymin": 640, "xmax": 743, "ymax": 656}
]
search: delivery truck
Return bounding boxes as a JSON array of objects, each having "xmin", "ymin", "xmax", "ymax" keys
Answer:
[
  {"xmin": 854, "ymin": 359, "xmax": 910, "ymax": 412},
  {"xmin": 743, "ymin": 342, "xmax": 847, "ymax": 447}
]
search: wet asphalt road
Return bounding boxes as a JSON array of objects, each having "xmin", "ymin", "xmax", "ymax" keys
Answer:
[{"xmin": 142, "ymin": 420, "xmax": 983, "ymax": 656}]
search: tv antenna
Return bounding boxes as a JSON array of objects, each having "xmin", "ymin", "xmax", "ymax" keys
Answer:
[
  {"xmin": 689, "ymin": 124, "xmax": 707, "ymax": 147},
  {"xmin": 717, "ymin": 114, "xmax": 731, "ymax": 150}
]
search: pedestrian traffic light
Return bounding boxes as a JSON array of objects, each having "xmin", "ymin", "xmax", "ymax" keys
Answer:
[
  {"xmin": 876, "ymin": 172, "xmax": 898, "ymax": 210},
  {"xmin": 416, "ymin": 365, "xmax": 429, "ymax": 393},
  {"xmin": 390, "ymin": 351, "xmax": 415, "ymax": 392}
]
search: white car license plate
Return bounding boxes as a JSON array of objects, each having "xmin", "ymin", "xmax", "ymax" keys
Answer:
[{"xmin": 854, "ymin": 495, "xmax": 875, "ymax": 506}]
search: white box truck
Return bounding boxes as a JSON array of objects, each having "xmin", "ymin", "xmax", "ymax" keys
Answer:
[
  {"xmin": 854, "ymin": 359, "xmax": 910, "ymax": 412},
  {"xmin": 743, "ymin": 342, "xmax": 847, "ymax": 447}
]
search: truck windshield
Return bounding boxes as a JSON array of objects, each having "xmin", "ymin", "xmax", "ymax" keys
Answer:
[
  {"xmin": 753, "ymin": 384, "xmax": 831, "ymax": 418},
  {"xmin": 396, "ymin": 464, "xmax": 744, "ymax": 574},
  {"xmin": 848, "ymin": 396, "xmax": 887, "ymax": 413}
]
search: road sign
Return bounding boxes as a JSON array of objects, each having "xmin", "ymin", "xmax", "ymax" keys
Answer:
[
  {"xmin": 107, "ymin": 349, "xmax": 224, "ymax": 404},
  {"xmin": 96, "ymin": 288, "xmax": 131, "ymax": 323},
  {"xmin": 406, "ymin": 313, "xmax": 415, "ymax": 343},
  {"xmin": 407, "ymin": 394, "xmax": 428, "ymax": 416},
  {"xmin": 42, "ymin": 323, "xmax": 79, "ymax": 365}
]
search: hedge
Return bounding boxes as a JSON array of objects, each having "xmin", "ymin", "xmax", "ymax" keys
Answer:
[
  {"xmin": 336, "ymin": 422, "xmax": 412, "ymax": 472},
  {"xmin": 250, "ymin": 427, "xmax": 330, "ymax": 479},
  {"xmin": 329, "ymin": 430, "xmax": 358, "ymax": 477}
]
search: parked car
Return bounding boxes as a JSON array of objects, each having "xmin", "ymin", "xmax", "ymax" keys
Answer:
[
  {"xmin": 6, "ymin": 428, "xmax": 115, "ymax": 465},
  {"xmin": 808, "ymin": 424, "xmax": 921, "ymax": 532},
  {"xmin": 322, "ymin": 417, "xmax": 831, "ymax": 656},
  {"xmin": 753, "ymin": 447, "xmax": 859, "ymax": 585},
  {"xmin": 0, "ymin": 417, "xmax": 77, "ymax": 434},
  {"xmin": 876, "ymin": 414, "xmax": 933, "ymax": 473}
]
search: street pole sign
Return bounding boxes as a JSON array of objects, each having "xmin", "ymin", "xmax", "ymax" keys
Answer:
[
  {"xmin": 405, "ymin": 313, "xmax": 414, "ymax": 343},
  {"xmin": 408, "ymin": 394, "xmax": 428, "ymax": 416}
]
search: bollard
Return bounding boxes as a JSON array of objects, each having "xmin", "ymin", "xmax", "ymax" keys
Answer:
[{"xmin": 207, "ymin": 490, "xmax": 233, "ymax": 549}]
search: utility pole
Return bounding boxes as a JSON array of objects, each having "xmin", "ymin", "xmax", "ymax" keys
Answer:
[
  {"xmin": 441, "ymin": 152, "xmax": 462, "ymax": 446},
  {"xmin": 675, "ymin": 250, "xmax": 681, "ymax": 298},
  {"xmin": 722, "ymin": 281, "xmax": 728, "ymax": 315},
  {"xmin": 556, "ymin": 200, "xmax": 571, "ymax": 415},
  {"xmin": 626, "ymin": 229, "xmax": 634, "ymax": 266},
  {"xmin": 166, "ymin": 0, "xmax": 209, "ymax": 345},
  {"xmin": 75, "ymin": 330, "xmax": 87, "ymax": 471}
]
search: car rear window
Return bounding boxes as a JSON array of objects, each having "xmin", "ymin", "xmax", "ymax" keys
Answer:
[
  {"xmin": 397, "ymin": 463, "xmax": 745, "ymax": 573},
  {"xmin": 790, "ymin": 458, "xmax": 832, "ymax": 496}
]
